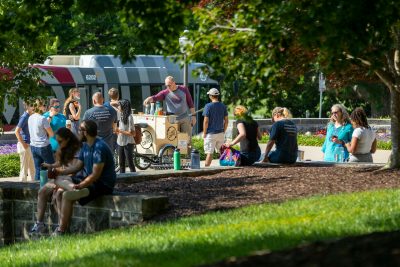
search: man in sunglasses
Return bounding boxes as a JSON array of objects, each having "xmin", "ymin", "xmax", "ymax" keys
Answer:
[
  {"xmin": 51, "ymin": 119, "xmax": 116, "ymax": 235},
  {"xmin": 143, "ymin": 76, "xmax": 196, "ymax": 141},
  {"xmin": 43, "ymin": 98, "xmax": 67, "ymax": 153}
]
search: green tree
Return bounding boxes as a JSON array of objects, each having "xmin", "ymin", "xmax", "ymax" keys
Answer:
[
  {"xmin": 0, "ymin": 0, "xmax": 191, "ymax": 110},
  {"xmin": 186, "ymin": 0, "xmax": 400, "ymax": 168}
]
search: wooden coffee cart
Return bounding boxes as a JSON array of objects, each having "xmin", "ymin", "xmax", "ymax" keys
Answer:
[{"xmin": 132, "ymin": 114, "xmax": 190, "ymax": 166}]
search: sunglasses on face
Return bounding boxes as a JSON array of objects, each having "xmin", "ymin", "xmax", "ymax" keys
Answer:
[{"xmin": 52, "ymin": 105, "xmax": 60, "ymax": 109}]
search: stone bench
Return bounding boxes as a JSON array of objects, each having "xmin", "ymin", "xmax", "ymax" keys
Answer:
[{"xmin": 0, "ymin": 182, "xmax": 168, "ymax": 245}]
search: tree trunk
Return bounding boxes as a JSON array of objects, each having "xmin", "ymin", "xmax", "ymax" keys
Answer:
[{"xmin": 386, "ymin": 87, "xmax": 400, "ymax": 168}]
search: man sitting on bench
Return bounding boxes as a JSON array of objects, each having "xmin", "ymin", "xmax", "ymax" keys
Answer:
[{"xmin": 53, "ymin": 119, "xmax": 116, "ymax": 236}]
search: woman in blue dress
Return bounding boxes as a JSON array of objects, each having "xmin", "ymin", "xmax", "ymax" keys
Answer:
[{"xmin": 322, "ymin": 104, "xmax": 353, "ymax": 161}]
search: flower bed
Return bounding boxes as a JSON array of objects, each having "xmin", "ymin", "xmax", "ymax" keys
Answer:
[{"xmin": 0, "ymin": 144, "xmax": 17, "ymax": 155}]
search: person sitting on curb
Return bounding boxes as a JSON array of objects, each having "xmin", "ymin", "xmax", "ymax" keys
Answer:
[
  {"xmin": 345, "ymin": 107, "xmax": 377, "ymax": 162},
  {"xmin": 30, "ymin": 127, "xmax": 81, "ymax": 235},
  {"xmin": 51, "ymin": 119, "xmax": 116, "ymax": 236},
  {"xmin": 262, "ymin": 107, "xmax": 298, "ymax": 164},
  {"xmin": 322, "ymin": 104, "xmax": 353, "ymax": 162},
  {"xmin": 225, "ymin": 105, "xmax": 262, "ymax": 166}
]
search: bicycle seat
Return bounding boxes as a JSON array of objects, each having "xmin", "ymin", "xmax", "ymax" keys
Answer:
[{"xmin": 134, "ymin": 123, "xmax": 148, "ymax": 128}]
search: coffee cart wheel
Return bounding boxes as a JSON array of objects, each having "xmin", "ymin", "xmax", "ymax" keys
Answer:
[
  {"xmin": 134, "ymin": 155, "xmax": 152, "ymax": 170},
  {"xmin": 159, "ymin": 145, "xmax": 175, "ymax": 164}
]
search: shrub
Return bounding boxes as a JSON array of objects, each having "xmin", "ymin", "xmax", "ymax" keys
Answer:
[
  {"xmin": 191, "ymin": 137, "xmax": 208, "ymax": 160},
  {"xmin": 0, "ymin": 153, "xmax": 20, "ymax": 178},
  {"xmin": 192, "ymin": 137, "xmax": 239, "ymax": 160},
  {"xmin": 259, "ymin": 134, "xmax": 391, "ymax": 150},
  {"xmin": 377, "ymin": 140, "xmax": 391, "ymax": 150}
]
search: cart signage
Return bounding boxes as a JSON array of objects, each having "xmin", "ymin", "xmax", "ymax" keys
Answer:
[
  {"xmin": 167, "ymin": 126, "xmax": 177, "ymax": 141},
  {"xmin": 140, "ymin": 130, "xmax": 153, "ymax": 149}
]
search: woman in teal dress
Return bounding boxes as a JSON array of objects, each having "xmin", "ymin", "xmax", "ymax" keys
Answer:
[{"xmin": 322, "ymin": 104, "xmax": 353, "ymax": 161}]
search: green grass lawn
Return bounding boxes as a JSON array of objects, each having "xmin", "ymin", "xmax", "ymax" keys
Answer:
[{"xmin": 1, "ymin": 188, "xmax": 400, "ymax": 266}]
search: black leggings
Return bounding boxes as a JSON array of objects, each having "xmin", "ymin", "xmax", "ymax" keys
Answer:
[{"xmin": 118, "ymin": 143, "xmax": 136, "ymax": 173}]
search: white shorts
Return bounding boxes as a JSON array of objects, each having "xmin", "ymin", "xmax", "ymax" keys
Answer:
[{"xmin": 204, "ymin": 133, "xmax": 225, "ymax": 154}]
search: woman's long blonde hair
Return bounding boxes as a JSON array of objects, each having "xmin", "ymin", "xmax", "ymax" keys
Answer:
[
  {"xmin": 63, "ymin": 88, "xmax": 79, "ymax": 116},
  {"xmin": 271, "ymin": 107, "xmax": 292, "ymax": 119}
]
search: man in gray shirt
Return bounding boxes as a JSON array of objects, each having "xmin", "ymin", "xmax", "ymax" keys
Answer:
[
  {"xmin": 83, "ymin": 92, "xmax": 117, "ymax": 151},
  {"xmin": 143, "ymin": 76, "xmax": 196, "ymax": 140}
]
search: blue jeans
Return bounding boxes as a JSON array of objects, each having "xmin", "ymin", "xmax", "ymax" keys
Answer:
[
  {"xmin": 240, "ymin": 146, "xmax": 261, "ymax": 166},
  {"xmin": 268, "ymin": 150, "xmax": 297, "ymax": 164},
  {"xmin": 31, "ymin": 145, "xmax": 55, "ymax": 181}
]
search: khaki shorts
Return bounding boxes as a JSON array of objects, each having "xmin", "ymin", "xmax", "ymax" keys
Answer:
[{"xmin": 204, "ymin": 133, "xmax": 225, "ymax": 154}]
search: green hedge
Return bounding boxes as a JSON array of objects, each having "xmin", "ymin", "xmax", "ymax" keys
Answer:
[
  {"xmin": 191, "ymin": 137, "xmax": 240, "ymax": 160},
  {"xmin": 0, "ymin": 154, "xmax": 20, "ymax": 178},
  {"xmin": 259, "ymin": 134, "xmax": 391, "ymax": 150}
]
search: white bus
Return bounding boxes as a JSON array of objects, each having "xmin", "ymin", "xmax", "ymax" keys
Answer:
[{"xmin": 3, "ymin": 55, "xmax": 219, "ymax": 133}]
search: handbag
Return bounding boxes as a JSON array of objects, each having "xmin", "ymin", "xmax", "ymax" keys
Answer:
[
  {"xmin": 134, "ymin": 125, "xmax": 142, "ymax": 145},
  {"xmin": 219, "ymin": 145, "xmax": 241, "ymax": 166}
]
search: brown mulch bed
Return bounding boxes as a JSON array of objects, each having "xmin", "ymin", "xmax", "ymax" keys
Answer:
[
  {"xmin": 116, "ymin": 165, "xmax": 400, "ymax": 266},
  {"xmin": 116, "ymin": 165, "xmax": 400, "ymax": 221}
]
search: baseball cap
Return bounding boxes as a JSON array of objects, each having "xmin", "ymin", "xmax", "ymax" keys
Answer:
[{"xmin": 206, "ymin": 88, "xmax": 220, "ymax": 96}]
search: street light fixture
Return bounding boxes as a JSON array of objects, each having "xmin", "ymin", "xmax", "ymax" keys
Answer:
[{"xmin": 179, "ymin": 30, "xmax": 190, "ymax": 88}]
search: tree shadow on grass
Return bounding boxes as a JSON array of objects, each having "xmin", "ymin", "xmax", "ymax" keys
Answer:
[{"xmin": 20, "ymin": 227, "xmax": 400, "ymax": 267}]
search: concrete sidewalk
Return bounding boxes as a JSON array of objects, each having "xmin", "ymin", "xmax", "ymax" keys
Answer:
[{"xmin": 1, "ymin": 146, "xmax": 391, "ymax": 183}]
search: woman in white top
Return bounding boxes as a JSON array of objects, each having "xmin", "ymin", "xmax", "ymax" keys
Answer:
[
  {"xmin": 116, "ymin": 99, "xmax": 136, "ymax": 173},
  {"xmin": 345, "ymin": 107, "xmax": 377, "ymax": 162}
]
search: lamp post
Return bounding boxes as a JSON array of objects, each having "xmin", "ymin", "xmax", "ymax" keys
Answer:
[
  {"xmin": 179, "ymin": 30, "xmax": 189, "ymax": 88},
  {"xmin": 318, "ymin": 72, "xmax": 326, "ymax": 118}
]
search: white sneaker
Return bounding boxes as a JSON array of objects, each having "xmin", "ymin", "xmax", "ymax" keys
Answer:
[
  {"xmin": 51, "ymin": 227, "xmax": 65, "ymax": 237},
  {"xmin": 63, "ymin": 188, "xmax": 90, "ymax": 201},
  {"xmin": 29, "ymin": 222, "xmax": 46, "ymax": 235}
]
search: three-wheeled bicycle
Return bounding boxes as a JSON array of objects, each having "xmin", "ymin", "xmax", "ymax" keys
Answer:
[{"xmin": 114, "ymin": 114, "xmax": 190, "ymax": 171}]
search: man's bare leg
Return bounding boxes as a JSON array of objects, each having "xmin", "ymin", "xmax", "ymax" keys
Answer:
[{"xmin": 205, "ymin": 153, "xmax": 213, "ymax": 167}]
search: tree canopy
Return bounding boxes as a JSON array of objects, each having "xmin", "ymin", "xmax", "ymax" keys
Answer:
[
  {"xmin": 2, "ymin": 0, "xmax": 400, "ymax": 167},
  {"xmin": 0, "ymin": 0, "xmax": 192, "ymax": 109},
  {"xmin": 186, "ymin": 0, "xmax": 400, "ymax": 167}
]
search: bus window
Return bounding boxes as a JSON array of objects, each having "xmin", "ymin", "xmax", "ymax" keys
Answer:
[{"xmin": 129, "ymin": 85, "xmax": 143, "ymax": 113}]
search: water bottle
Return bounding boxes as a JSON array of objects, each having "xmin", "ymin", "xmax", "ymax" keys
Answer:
[
  {"xmin": 334, "ymin": 146, "xmax": 345, "ymax": 162},
  {"xmin": 156, "ymin": 101, "xmax": 161, "ymax": 112},
  {"xmin": 173, "ymin": 148, "xmax": 181, "ymax": 170},
  {"xmin": 39, "ymin": 167, "xmax": 48, "ymax": 188},
  {"xmin": 150, "ymin": 103, "xmax": 155, "ymax": 115},
  {"xmin": 190, "ymin": 149, "xmax": 200, "ymax": 169}
]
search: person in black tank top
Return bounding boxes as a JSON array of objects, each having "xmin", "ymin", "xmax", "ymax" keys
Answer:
[
  {"xmin": 63, "ymin": 88, "xmax": 81, "ymax": 136},
  {"xmin": 225, "ymin": 105, "xmax": 262, "ymax": 166}
]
